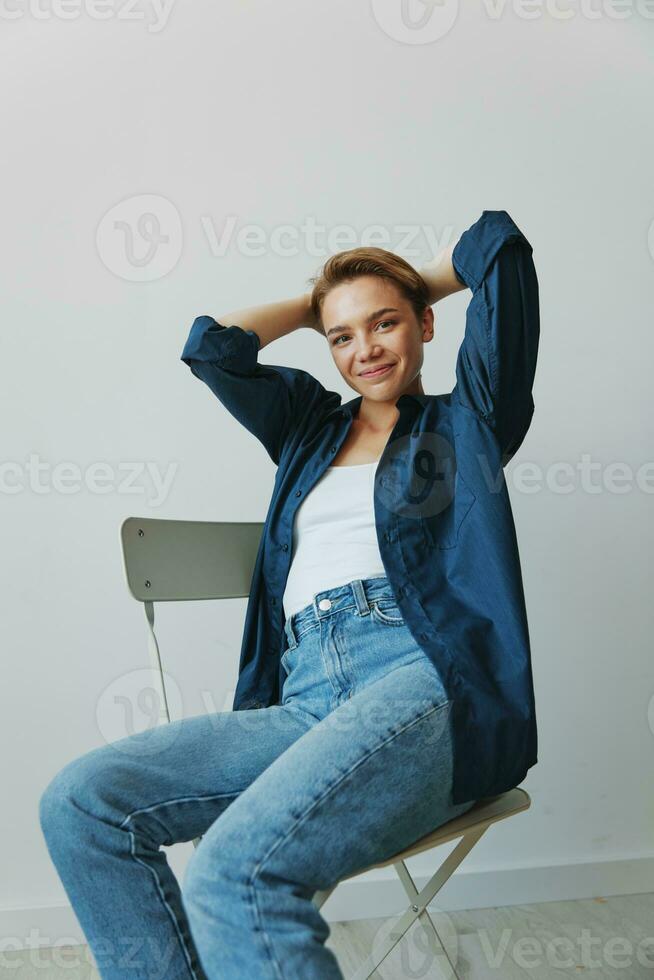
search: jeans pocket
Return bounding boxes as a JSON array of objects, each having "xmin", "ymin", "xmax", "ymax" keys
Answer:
[
  {"xmin": 369, "ymin": 598, "xmax": 405, "ymax": 627},
  {"xmin": 280, "ymin": 646, "xmax": 293, "ymax": 676}
]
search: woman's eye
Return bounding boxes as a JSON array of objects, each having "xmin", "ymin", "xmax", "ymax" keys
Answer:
[{"xmin": 332, "ymin": 320, "xmax": 395, "ymax": 347}]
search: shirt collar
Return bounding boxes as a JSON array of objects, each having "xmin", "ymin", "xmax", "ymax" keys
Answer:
[{"xmin": 334, "ymin": 391, "xmax": 430, "ymax": 419}]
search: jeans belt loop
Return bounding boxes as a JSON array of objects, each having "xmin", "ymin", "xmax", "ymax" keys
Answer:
[{"xmin": 352, "ymin": 578, "xmax": 371, "ymax": 617}]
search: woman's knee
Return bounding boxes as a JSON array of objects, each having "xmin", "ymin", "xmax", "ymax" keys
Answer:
[{"xmin": 38, "ymin": 743, "xmax": 119, "ymax": 841}]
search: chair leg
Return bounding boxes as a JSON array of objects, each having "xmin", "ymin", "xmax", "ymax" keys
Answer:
[
  {"xmin": 346, "ymin": 825, "xmax": 488, "ymax": 980},
  {"xmin": 418, "ymin": 906, "xmax": 454, "ymax": 970}
]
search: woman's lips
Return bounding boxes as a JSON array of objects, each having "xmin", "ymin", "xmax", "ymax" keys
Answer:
[{"xmin": 359, "ymin": 364, "xmax": 394, "ymax": 379}]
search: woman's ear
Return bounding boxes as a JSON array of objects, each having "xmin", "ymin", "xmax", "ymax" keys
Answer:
[{"xmin": 420, "ymin": 306, "xmax": 435, "ymax": 343}]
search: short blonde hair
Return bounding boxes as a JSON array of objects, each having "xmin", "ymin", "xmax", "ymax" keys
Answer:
[{"xmin": 307, "ymin": 246, "xmax": 429, "ymax": 332}]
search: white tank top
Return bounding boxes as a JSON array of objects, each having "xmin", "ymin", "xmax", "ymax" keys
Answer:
[{"xmin": 282, "ymin": 459, "xmax": 387, "ymax": 619}]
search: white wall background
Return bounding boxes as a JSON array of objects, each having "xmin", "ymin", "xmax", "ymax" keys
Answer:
[{"xmin": 1, "ymin": 0, "xmax": 653, "ymax": 949}]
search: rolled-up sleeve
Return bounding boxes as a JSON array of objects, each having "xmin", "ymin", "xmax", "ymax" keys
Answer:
[
  {"xmin": 451, "ymin": 210, "xmax": 540, "ymax": 465},
  {"xmin": 181, "ymin": 316, "xmax": 336, "ymax": 465}
]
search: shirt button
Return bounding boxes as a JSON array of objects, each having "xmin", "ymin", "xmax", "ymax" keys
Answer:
[
  {"xmin": 318, "ymin": 598, "xmax": 332, "ymax": 611},
  {"xmin": 330, "ymin": 446, "xmax": 337, "ymax": 453},
  {"xmin": 295, "ymin": 490, "xmax": 302, "ymax": 497},
  {"xmin": 282, "ymin": 544, "xmax": 289, "ymax": 552}
]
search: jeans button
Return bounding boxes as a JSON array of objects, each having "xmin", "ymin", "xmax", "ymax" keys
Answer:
[{"xmin": 318, "ymin": 598, "xmax": 332, "ymax": 611}]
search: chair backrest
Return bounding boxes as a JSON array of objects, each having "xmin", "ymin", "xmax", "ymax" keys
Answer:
[
  {"xmin": 119, "ymin": 516, "xmax": 264, "ymax": 602},
  {"xmin": 119, "ymin": 516, "xmax": 266, "ymax": 850}
]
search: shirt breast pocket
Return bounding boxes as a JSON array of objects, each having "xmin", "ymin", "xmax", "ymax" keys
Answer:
[{"xmin": 419, "ymin": 466, "xmax": 476, "ymax": 551}]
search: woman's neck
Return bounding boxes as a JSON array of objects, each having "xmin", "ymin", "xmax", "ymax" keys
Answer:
[{"xmin": 357, "ymin": 376, "xmax": 425, "ymax": 432}]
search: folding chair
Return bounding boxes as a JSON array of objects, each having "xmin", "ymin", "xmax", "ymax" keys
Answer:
[{"xmin": 119, "ymin": 516, "xmax": 532, "ymax": 980}]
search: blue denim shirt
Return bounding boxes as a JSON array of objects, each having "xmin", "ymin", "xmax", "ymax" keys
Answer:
[{"xmin": 180, "ymin": 209, "xmax": 540, "ymax": 805}]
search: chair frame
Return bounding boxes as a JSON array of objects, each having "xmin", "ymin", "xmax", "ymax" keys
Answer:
[{"xmin": 119, "ymin": 516, "xmax": 532, "ymax": 980}]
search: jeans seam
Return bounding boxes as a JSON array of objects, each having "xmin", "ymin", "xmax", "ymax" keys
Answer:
[
  {"xmin": 123, "ymin": 823, "xmax": 200, "ymax": 980},
  {"xmin": 66, "ymin": 796, "xmax": 214, "ymax": 980},
  {"xmin": 246, "ymin": 889, "xmax": 283, "ymax": 980},
  {"xmin": 115, "ymin": 792, "xmax": 241, "ymax": 980},
  {"xmin": 247, "ymin": 697, "xmax": 453, "ymax": 978},
  {"xmin": 296, "ymin": 622, "xmax": 319, "ymax": 640},
  {"xmin": 118, "ymin": 790, "xmax": 242, "ymax": 837}
]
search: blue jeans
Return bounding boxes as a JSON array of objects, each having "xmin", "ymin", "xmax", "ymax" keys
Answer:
[{"xmin": 39, "ymin": 575, "xmax": 477, "ymax": 979}]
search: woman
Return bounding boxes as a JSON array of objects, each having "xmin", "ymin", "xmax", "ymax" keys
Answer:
[{"xmin": 39, "ymin": 209, "xmax": 540, "ymax": 979}]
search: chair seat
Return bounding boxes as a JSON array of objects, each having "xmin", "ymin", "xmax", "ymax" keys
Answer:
[{"xmin": 338, "ymin": 787, "xmax": 531, "ymax": 881}]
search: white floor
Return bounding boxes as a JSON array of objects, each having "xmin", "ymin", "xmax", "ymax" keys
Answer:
[{"xmin": 2, "ymin": 891, "xmax": 652, "ymax": 979}]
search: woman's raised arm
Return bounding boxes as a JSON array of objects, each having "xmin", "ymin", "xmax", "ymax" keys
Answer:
[
  {"xmin": 180, "ymin": 295, "xmax": 337, "ymax": 467},
  {"xmin": 215, "ymin": 292, "xmax": 319, "ymax": 350},
  {"xmin": 447, "ymin": 210, "xmax": 540, "ymax": 465},
  {"xmin": 418, "ymin": 242, "xmax": 468, "ymax": 305}
]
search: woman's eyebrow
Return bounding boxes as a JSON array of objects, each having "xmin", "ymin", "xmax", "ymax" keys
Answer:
[{"xmin": 326, "ymin": 307, "xmax": 400, "ymax": 338}]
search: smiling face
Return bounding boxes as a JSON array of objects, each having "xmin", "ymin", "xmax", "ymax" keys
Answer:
[{"xmin": 320, "ymin": 275, "xmax": 434, "ymax": 403}]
